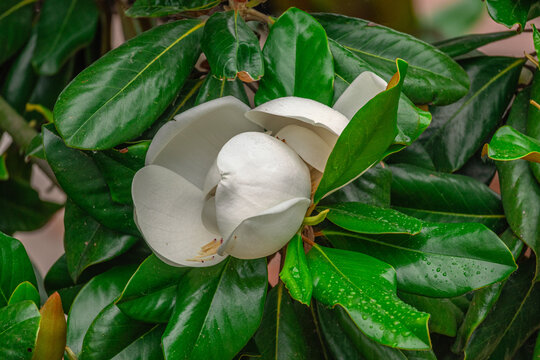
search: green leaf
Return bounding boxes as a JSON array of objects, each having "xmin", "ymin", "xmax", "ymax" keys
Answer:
[
  {"xmin": 27, "ymin": 57, "xmax": 75, "ymax": 112},
  {"xmin": 306, "ymin": 245, "xmax": 431, "ymax": 350},
  {"xmin": 316, "ymin": 302, "xmax": 363, "ymax": 359},
  {"xmin": 0, "ymin": 300, "xmax": 40, "ymax": 360},
  {"xmin": 25, "ymin": 133, "xmax": 45, "ymax": 160},
  {"xmin": 434, "ymin": 31, "xmax": 517, "ymax": 58},
  {"xmin": 313, "ymin": 59, "xmax": 407, "ymax": 203},
  {"xmin": 66, "ymin": 265, "xmax": 136, "ymax": 356},
  {"xmin": 279, "ymin": 234, "xmax": 312, "ymax": 305},
  {"xmin": 0, "ymin": 154, "xmax": 7, "ymax": 180},
  {"xmin": 7, "ymin": 281, "xmax": 40, "ymax": 307},
  {"xmin": 126, "ymin": 0, "xmax": 220, "ymax": 17},
  {"xmin": 54, "ymin": 19, "xmax": 203, "ymax": 150},
  {"xmin": 484, "ymin": 125, "xmax": 540, "ymax": 162},
  {"xmin": 162, "ymin": 257, "xmax": 267, "ymax": 360},
  {"xmin": 32, "ymin": 0, "xmax": 98, "ymax": 75},
  {"xmin": 0, "ymin": 0, "xmax": 35, "ymax": 66},
  {"xmin": 324, "ymin": 222, "xmax": 517, "ymax": 298},
  {"xmin": 423, "ymin": 56, "xmax": 524, "ymax": 172},
  {"xmin": 43, "ymin": 255, "xmax": 84, "ymax": 311},
  {"xmin": 0, "ymin": 232, "xmax": 37, "ymax": 306},
  {"xmin": 194, "ymin": 74, "xmax": 249, "ymax": 106},
  {"xmin": 42, "ymin": 126, "xmax": 138, "ymax": 235},
  {"xmin": 419, "ymin": 0, "xmax": 484, "ymax": 38},
  {"xmin": 316, "ymin": 13, "xmax": 469, "ymax": 105},
  {"xmin": 486, "ymin": 0, "xmax": 540, "ymax": 29},
  {"xmin": 255, "ymin": 7, "xmax": 334, "ymax": 106},
  {"xmin": 389, "ymin": 164, "xmax": 506, "ymax": 233},
  {"xmin": 79, "ymin": 303, "xmax": 161, "ymax": 360},
  {"xmin": 254, "ymin": 283, "xmax": 326, "ymax": 360},
  {"xmin": 202, "ymin": 10, "xmax": 263, "ymax": 81},
  {"xmin": 64, "ymin": 200, "xmax": 139, "ymax": 282},
  {"xmin": 321, "ymin": 202, "xmax": 423, "ymax": 235},
  {"xmin": 116, "ymin": 254, "xmax": 187, "ymax": 323},
  {"xmin": 527, "ymin": 69, "xmax": 540, "ymax": 183},
  {"xmin": 92, "ymin": 141, "xmax": 149, "ymax": 205}
]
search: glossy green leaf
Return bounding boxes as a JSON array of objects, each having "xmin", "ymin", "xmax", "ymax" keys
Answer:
[
  {"xmin": 455, "ymin": 144, "xmax": 497, "ymax": 185},
  {"xmin": 202, "ymin": 10, "xmax": 263, "ymax": 81},
  {"xmin": 27, "ymin": 57, "xmax": 74, "ymax": 112},
  {"xmin": 92, "ymin": 141, "xmax": 149, "ymax": 205},
  {"xmin": 0, "ymin": 300, "xmax": 40, "ymax": 359},
  {"xmin": 126, "ymin": 0, "xmax": 220, "ymax": 17},
  {"xmin": 66, "ymin": 265, "xmax": 136, "ymax": 356},
  {"xmin": 194, "ymin": 74, "xmax": 249, "ymax": 106},
  {"xmin": 279, "ymin": 234, "xmax": 312, "ymax": 305},
  {"xmin": 54, "ymin": 19, "xmax": 203, "ymax": 150},
  {"xmin": 64, "ymin": 200, "xmax": 138, "ymax": 282},
  {"xmin": 527, "ymin": 68, "xmax": 540, "ymax": 183},
  {"xmin": 42, "ymin": 126, "xmax": 137, "ymax": 235},
  {"xmin": 0, "ymin": 0, "xmax": 35, "ymax": 66},
  {"xmin": 484, "ymin": 125, "xmax": 540, "ymax": 162},
  {"xmin": 420, "ymin": 0, "xmax": 485, "ymax": 39},
  {"xmin": 316, "ymin": 13, "xmax": 469, "ymax": 105},
  {"xmin": 324, "ymin": 222, "xmax": 517, "ymax": 298},
  {"xmin": 32, "ymin": 0, "xmax": 98, "ymax": 75},
  {"xmin": 485, "ymin": 0, "xmax": 540, "ymax": 29},
  {"xmin": 116, "ymin": 254, "xmax": 186, "ymax": 323},
  {"xmin": 389, "ymin": 164, "xmax": 506, "ymax": 233},
  {"xmin": 0, "ymin": 232, "xmax": 37, "ymax": 306},
  {"xmin": 254, "ymin": 283, "xmax": 326, "ymax": 360},
  {"xmin": 79, "ymin": 303, "xmax": 160, "ymax": 360},
  {"xmin": 255, "ymin": 7, "xmax": 334, "ymax": 106},
  {"xmin": 423, "ymin": 56, "xmax": 524, "ymax": 172},
  {"xmin": 7, "ymin": 281, "xmax": 40, "ymax": 307},
  {"xmin": 314, "ymin": 59, "xmax": 407, "ymax": 203},
  {"xmin": 43, "ymin": 255, "xmax": 84, "ymax": 311},
  {"xmin": 434, "ymin": 31, "xmax": 517, "ymax": 58},
  {"xmin": 0, "ymin": 154, "xmax": 7, "ymax": 180},
  {"xmin": 25, "ymin": 133, "xmax": 45, "ymax": 160},
  {"xmin": 321, "ymin": 202, "xmax": 423, "ymax": 235},
  {"xmin": 306, "ymin": 245, "xmax": 431, "ymax": 350},
  {"xmin": 163, "ymin": 257, "xmax": 267, "ymax": 360}
]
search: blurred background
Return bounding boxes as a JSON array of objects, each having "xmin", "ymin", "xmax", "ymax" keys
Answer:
[{"xmin": 17, "ymin": 0, "xmax": 539, "ymax": 278}]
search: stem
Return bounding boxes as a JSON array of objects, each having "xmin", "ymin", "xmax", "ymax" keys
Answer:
[{"xmin": 65, "ymin": 346, "xmax": 78, "ymax": 360}]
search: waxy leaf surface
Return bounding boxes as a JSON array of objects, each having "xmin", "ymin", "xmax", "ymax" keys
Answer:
[
  {"xmin": 7, "ymin": 281, "xmax": 39, "ymax": 307},
  {"xmin": 126, "ymin": 0, "xmax": 220, "ymax": 17},
  {"xmin": 0, "ymin": 300, "xmax": 40, "ymax": 359},
  {"xmin": 279, "ymin": 234, "xmax": 313, "ymax": 305},
  {"xmin": 0, "ymin": 0, "xmax": 34, "ymax": 66},
  {"xmin": 485, "ymin": 0, "xmax": 540, "ymax": 28},
  {"xmin": 484, "ymin": 125, "xmax": 540, "ymax": 162}
]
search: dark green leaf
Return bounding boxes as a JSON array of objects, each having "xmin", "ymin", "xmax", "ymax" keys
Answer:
[
  {"xmin": 314, "ymin": 59, "xmax": 407, "ymax": 203},
  {"xmin": 255, "ymin": 7, "xmax": 334, "ymax": 106},
  {"xmin": 202, "ymin": 10, "xmax": 263, "ymax": 81},
  {"xmin": 116, "ymin": 254, "xmax": 186, "ymax": 323},
  {"xmin": 316, "ymin": 13, "xmax": 469, "ymax": 105},
  {"xmin": 420, "ymin": 0, "xmax": 485, "ymax": 39},
  {"xmin": 423, "ymin": 56, "xmax": 524, "ymax": 172},
  {"xmin": 455, "ymin": 144, "xmax": 497, "ymax": 185},
  {"xmin": 527, "ymin": 69, "xmax": 540, "ymax": 183},
  {"xmin": 194, "ymin": 74, "xmax": 249, "ymax": 106},
  {"xmin": 162, "ymin": 257, "xmax": 267, "ymax": 360},
  {"xmin": 321, "ymin": 202, "xmax": 423, "ymax": 235},
  {"xmin": 0, "ymin": 0, "xmax": 34, "ymax": 66},
  {"xmin": 254, "ymin": 283, "xmax": 326, "ymax": 360},
  {"xmin": 324, "ymin": 222, "xmax": 517, "ymax": 298},
  {"xmin": 279, "ymin": 234, "xmax": 312, "ymax": 305},
  {"xmin": 386, "ymin": 142, "xmax": 436, "ymax": 171},
  {"xmin": 32, "ymin": 0, "xmax": 98, "ymax": 75},
  {"xmin": 389, "ymin": 164, "xmax": 506, "ymax": 233},
  {"xmin": 126, "ymin": 0, "xmax": 220, "ymax": 17},
  {"xmin": 0, "ymin": 300, "xmax": 40, "ymax": 360},
  {"xmin": 7, "ymin": 281, "xmax": 40, "ymax": 307},
  {"xmin": 306, "ymin": 245, "xmax": 431, "ymax": 350},
  {"xmin": 485, "ymin": 0, "xmax": 540, "ymax": 29},
  {"xmin": 434, "ymin": 31, "xmax": 517, "ymax": 58},
  {"xmin": 43, "ymin": 255, "xmax": 84, "ymax": 311},
  {"xmin": 42, "ymin": 126, "xmax": 138, "ymax": 235},
  {"xmin": 0, "ymin": 154, "xmax": 7, "ymax": 180},
  {"xmin": 25, "ymin": 133, "xmax": 45, "ymax": 160},
  {"xmin": 54, "ymin": 19, "xmax": 203, "ymax": 150},
  {"xmin": 27, "ymin": 57, "xmax": 74, "ymax": 111},
  {"xmin": 484, "ymin": 125, "xmax": 540, "ymax": 162}
]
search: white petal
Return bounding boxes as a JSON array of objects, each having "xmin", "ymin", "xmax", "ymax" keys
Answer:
[
  {"xmin": 145, "ymin": 96, "xmax": 261, "ymax": 189},
  {"xmin": 215, "ymin": 132, "xmax": 311, "ymax": 240},
  {"xmin": 275, "ymin": 124, "xmax": 332, "ymax": 172},
  {"xmin": 333, "ymin": 71, "xmax": 387, "ymax": 119},
  {"xmin": 245, "ymin": 97, "xmax": 348, "ymax": 146},
  {"xmin": 132, "ymin": 164, "xmax": 227, "ymax": 267},
  {"xmin": 218, "ymin": 197, "xmax": 311, "ymax": 259}
]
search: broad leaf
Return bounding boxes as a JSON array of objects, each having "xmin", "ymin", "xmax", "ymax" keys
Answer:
[
  {"xmin": 27, "ymin": 56, "xmax": 75, "ymax": 111},
  {"xmin": 202, "ymin": 10, "xmax": 263, "ymax": 81},
  {"xmin": 33, "ymin": 292, "xmax": 67, "ymax": 360},
  {"xmin": 162, "ymin": 257, "xmax": 267, "ymax": 360},
  {"xmin": 43, "ymin": 255, "xmax": 85, "ymax": 310},
  {"xmin": 0, "ymin": 154, "xmax": 6, "ymax": 180},
  {"xmin": 324, "ymin": 223, "xmax": 517, "ymax": 298},
  {"xmin": 279, "ymin": 234, "xmax": 312, "ymax": 305},
  {"xmin": 306, "ymin": 245, "xmax": 431, "ymax": 350},
  {"xmin": 54, "ymin": 19, "xmax": 203, "ymax": 149},
  {"xmin": 194, "ymin": 74, "xmax": 249, "ymax": 106},
  {"xmin": 254, "ymin": 283, "xmax": 326, "ymax": 360},
  {"xmin": 485, "ymin": 0, "xmax": 540, "ymax": 29},
  {"xmin": 527, "ymin": 69, "xmax": 540, "ymax": 183},
  {"xmin": 389, "ymin": 164, "xmax": 506, "ymax": 233},
  {"xmin": 484, "ymin": 125, "xmax": 540, "ymax": 162},
  {"xmin": 316, "ymin": 303, "xmax": 363, "ymax": 360},
  {"xmin": 7, "ymin": 281, "xmax": 40, "ymax": 307},
  {"xmin": 313, "ymin": 59, "xmax": 407, "ymax": 203},
  {"xmin": 423, "ymin": 56, "xmax": 524, "ymax": 172},
  {"xmin": 0, "ymin": 300, "xmax": 40, "ymax": 359},
  {"xmin": 0, "ymin": 0, "xmax": 34, "ymax": 66},
  {"xmin": 32, "ymin": 0, "xmax": 98, "ymax": 75},
  {"xmin": 116, "ymin": 254, "xmax": 187, "ymax": 323},
  {"xmin": 255, "ymin": 7, "xmax": 334, "ymax": 106},
  {"xmin": 434, "ymin": 31, "xmax": 517, "ymax": 58},
  {"xmin": 126, "ymin": 0, "xmax": 220, "ymax": 17},
  {"xmin": 316, "ymin": 13, "xmax": 469, "ymax": 105}
]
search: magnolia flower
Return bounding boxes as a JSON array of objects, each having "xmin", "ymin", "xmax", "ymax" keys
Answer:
[{"xmin": 131, "ymin": 71, "xmax": 387, "ymax": 267}]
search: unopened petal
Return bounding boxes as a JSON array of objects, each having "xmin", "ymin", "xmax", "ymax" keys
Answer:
[
  {"xmin": 333, "ymin": 71, "xmax": 387, "ymax": 119},
  {"xmin": 132, "ymin": 165, "xmax": 227, "ymax": 267}
]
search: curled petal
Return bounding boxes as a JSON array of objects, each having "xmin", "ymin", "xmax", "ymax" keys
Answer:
[
  {"xmin": 132, "ymin": 165, "xmax": 227, "ymax": 267},
  {"xmin": 218, "ymin": 197, "xmax": 311, "ymax": 259},
  {"xmin": 333, "ymin": 71, "xmax": 387, "ymax": 119}
]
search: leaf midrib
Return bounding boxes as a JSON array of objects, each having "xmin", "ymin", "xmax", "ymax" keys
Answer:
[{"xmin": 0, "ymin": 0, "xmax": 36, "ymax": 22}]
